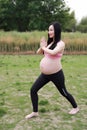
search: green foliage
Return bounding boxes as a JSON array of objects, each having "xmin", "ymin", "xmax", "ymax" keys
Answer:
[
  {"xmin": 76, "ymin": 16, "xmax": 87, "ymax": 33},
  {"xmin": 0, "ymin": 0, "xmax": 75, "ymax": 31},
  {"xmin": 64, "ymin": 11, "xmax": 77, "ymax": 32}
]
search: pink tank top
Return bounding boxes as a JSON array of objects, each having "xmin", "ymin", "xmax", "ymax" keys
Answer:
[
  {"xmin": 44, "ymin": 51, "xmax": 62, "ymax": 59},
  {"xmin": 44, "ymin": 41, "xmax": 64, "ymax": 59}
]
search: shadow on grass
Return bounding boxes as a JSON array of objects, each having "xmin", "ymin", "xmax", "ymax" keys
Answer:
[{"xmin": 0, "ymin": 108, "xmax": 7, "ymax": 117}]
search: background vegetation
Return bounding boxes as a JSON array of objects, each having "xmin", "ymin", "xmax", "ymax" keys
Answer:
[
  {"xmin": 0, "ymin": 0, "xmax": 79, "ymax": 32},
  {"xmin": 0, "ymin": 31, "xmax": 87, "ymax": 54},
  {"xmin": 0, "ymin": 0, "xmax": 87, "ymax": 58},
  {"xmin": 0, "ymin": 0, "xmax": 87, "ymax": 32}
]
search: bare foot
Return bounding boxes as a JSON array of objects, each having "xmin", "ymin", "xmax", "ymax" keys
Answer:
[
  {"xmin": 25, "ymin": 112, "xmax": 39, "ymax": 119},
  {"xmin": 69, "ymin": 107, "xmax": 79, "ymax": 115}
]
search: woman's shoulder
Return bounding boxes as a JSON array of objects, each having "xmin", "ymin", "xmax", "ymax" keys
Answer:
[
  {"xmin": 58, "ymin": 40, "xmax": 65, "ymax": 44},
  {"xmin": 57, "ymin": 40, "xmax": 65, "ymax": 47}
]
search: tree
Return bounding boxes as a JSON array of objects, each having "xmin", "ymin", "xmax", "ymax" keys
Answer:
[
  {"xmin": 0, "ymin": 0, "xmax": 30, "ymax": 31},
  {"xmin": 0, "ymin": 0, "xmax": 71, "ymax": 31},
  {"xmin": 64, "ymin": 11, "xmax": 76, "ymax": 32},
  {"xmin": 76, "ymin": 16, "xmax": 87, "ymax": 33},
  {"xmin": 28, "ymin": 0, "xmax": 71, "ymax": 31}
]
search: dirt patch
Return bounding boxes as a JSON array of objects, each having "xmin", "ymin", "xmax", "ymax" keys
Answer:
[
  {"xmin": 0, "ymin": 51, "xmax": 87, "ymax": 55},
  {"xmin": 0, "ymin": 51, "xmax": 35, "ymax": 55},
  {"xmin": 64, "ymin": 51, "xmax": 87, "ymax": 55}
]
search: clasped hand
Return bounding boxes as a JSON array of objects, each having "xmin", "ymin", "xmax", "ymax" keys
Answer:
[{"xmin": 40, "ymin": 37, "xmax": 47, "ymax": 49}]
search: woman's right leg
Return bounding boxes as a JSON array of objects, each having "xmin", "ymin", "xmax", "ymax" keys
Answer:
[{"xmin": 25, "ymin": 73, "xmax": 49, "ymax": 119}]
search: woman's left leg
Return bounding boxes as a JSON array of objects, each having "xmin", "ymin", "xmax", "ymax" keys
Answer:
[{"xmin": 50, "ymin": 70, "xmax": 79, "ymax": 114}]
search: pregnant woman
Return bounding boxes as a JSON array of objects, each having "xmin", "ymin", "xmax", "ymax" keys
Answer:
[{"xmin": 25, "ymin": 22, "xmax": 79, "ymax": 119}]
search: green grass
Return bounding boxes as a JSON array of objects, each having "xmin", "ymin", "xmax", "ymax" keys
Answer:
[{"xmin": 0, "ymin": 55, "xmax": 87, "ymax": 130}]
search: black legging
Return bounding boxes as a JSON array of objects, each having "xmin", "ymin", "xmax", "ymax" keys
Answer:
[{"xmin": 30, "ymin": 70, "xmax": 77, "ymax": 112}]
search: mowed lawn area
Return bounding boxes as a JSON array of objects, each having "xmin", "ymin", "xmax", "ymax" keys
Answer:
[{"xmin": 0, "ymin": 55, "xmax": 87, "ymax": 130}]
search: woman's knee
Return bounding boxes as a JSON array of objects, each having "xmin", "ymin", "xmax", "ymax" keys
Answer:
[
  {"xmin": 60, "ymin": 88, "xmax": 68, "ymax": 97},
  {"xmin": 30, "ymin": 86, "xmax": 37, "ymax": 96},
  {"xmin": 30, "ymin": 88, "xmax": 34, "ymax": 94}
]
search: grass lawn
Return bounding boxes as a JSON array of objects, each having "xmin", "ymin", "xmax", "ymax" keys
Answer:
[{"xmin": 0, "ymin": 55, "xmax": 87, "ymax": 130}]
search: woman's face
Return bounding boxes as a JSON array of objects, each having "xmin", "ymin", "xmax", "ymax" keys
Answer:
[{"xmin": 48, "ymin": 25, "xmax": 54, "ymax": 38}]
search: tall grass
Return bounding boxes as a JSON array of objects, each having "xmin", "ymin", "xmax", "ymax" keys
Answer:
[
  {"xmin": 0, "ymin": 31, "xmax": 87, "ymax": 54},
  {"xmin": 62, "ymin": 32, "xmax": 87, "ymax": 53}
]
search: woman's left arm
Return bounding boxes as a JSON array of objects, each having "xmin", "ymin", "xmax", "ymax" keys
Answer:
[{"xmin": 41, "ymin": 41, "xmax": 65, "ymax": 55}]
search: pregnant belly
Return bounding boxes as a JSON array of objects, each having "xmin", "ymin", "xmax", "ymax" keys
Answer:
[{"xmin": 40, "ymin": 57, "xmax": 62, "ymax": 74}]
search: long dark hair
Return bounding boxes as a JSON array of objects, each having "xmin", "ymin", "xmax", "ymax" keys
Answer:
[{"xmin": 47, "ymin": 22, "xmax": 61, "ymax": 50}]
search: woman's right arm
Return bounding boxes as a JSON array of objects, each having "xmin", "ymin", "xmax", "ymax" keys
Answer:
[{"xmin": 36, "ymin": 47, "xmax": 44, "ymax": 54}]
